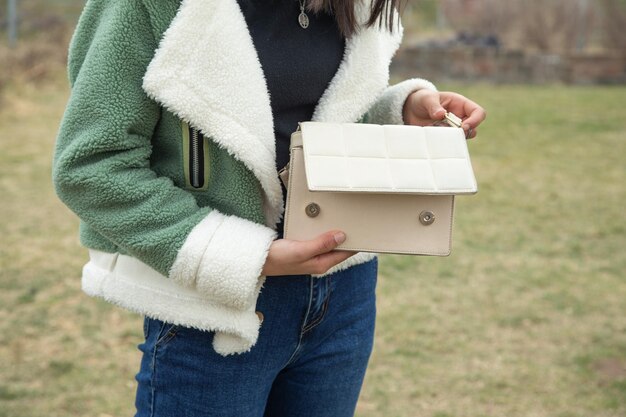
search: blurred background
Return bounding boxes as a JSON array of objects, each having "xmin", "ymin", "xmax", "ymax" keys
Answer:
[{"xmin": 0, "ymin": 1, "xmax": 624, "ymax": 416}]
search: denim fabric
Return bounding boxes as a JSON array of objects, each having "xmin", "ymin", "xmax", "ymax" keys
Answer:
[{"xmin": 134, "ymin": 257, "xmax": 378, "ymax": 417}]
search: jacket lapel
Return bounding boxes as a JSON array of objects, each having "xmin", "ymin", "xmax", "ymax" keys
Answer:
[{"xmin": 142, "ymin": 0, "xmax": 403, "ymax": 229}]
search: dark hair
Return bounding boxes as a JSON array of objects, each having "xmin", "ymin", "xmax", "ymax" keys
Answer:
[{"xmin": 307, "ymin": 0, "xmax": 407, "ymax": 38}]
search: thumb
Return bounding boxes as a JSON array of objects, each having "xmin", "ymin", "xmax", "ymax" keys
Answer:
[
  {"xmin": 300, "ymin": 230, "xmax": 346, "ymax": 257},
  {"xmin": 421, "ymin": 92, "xmax": 446, "ymax": 120}
]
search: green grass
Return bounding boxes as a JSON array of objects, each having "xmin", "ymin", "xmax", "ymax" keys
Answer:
[{"xmin": 0, "ymin": 76, "xmax": 625, "ymax": 417}]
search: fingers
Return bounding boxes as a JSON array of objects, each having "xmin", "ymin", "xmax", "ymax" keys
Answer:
[
  {"xmin": 304, "ymin": 249, "xmax": 358, "ymax": 275},
  {"xmin": 466, "ymin": 127, "xmax": 478, "ymax": 139},
  {"xmin": 439, "ymin": 91, "xmax": 486, "ymax": 137},
  {"xmin": 297, "ymin": 230, "xmax": 347, "ymax": 258},
  {"xmin": 461, "ymin": 102, "xmax": 487, "ymax": 133},
  {"xmin": 291, "ymin": 230, "xmax": 357, "ymax": 275}
]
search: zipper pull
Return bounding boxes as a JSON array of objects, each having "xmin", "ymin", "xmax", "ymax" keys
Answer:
[
  {"xmin": 432, "ymin": 111, "xmax": 463, "ymax": 129},
  {"xmin": 443, "ymin": 112, "xmax": 463, "ymax": 128}
]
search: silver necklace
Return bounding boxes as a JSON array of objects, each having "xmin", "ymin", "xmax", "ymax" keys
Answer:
[{"xmin": 298, "ymin": 0, "xmax": 309, "ymax": 29}]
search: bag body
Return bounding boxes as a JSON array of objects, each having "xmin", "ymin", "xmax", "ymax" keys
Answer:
[{"xmin": 281, "ymin": 122, "xmax": 478, "ymax": 255}]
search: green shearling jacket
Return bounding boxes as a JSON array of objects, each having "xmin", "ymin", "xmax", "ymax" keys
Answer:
[{"xmin": 52, "ymin": 0, "xmax": 437, "ymax": 356}]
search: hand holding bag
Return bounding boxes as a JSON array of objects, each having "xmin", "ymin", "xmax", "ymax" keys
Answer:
[{"xmin": 279, "ymin": 119, "xmax": 478, "ymax": 256}]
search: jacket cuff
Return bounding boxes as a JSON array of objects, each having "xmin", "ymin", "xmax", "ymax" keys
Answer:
[
  {"xmin": 169, "ymin": 210, "xmax": 277, "ymax": 310},
  {"xmin": 365, "ymin": 78, "xmax": 438, "ymax": 125}
]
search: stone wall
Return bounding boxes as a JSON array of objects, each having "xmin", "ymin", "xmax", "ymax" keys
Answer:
[{"xmin": 390, "ymin": 45, "xmax": 626, "ymax": 85}]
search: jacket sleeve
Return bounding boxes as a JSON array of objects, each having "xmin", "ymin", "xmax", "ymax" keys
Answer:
[
  {"xmin": 52, "ymin": 0, "xmax": 277, "ymax": 310},
  {"xmin": 360, "ymin": 77, "xmax": 438, "ymax": 125}
]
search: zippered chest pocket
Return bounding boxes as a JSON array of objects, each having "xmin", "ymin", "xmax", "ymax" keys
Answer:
[{"xmin": 182, "ymin": 121, "xmax": 210, "ymax": 191}]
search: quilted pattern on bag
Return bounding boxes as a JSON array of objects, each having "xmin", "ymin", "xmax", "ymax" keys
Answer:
[{"xmin": 300, "ymin": 122, "xmax": 478, "ymax": 194}]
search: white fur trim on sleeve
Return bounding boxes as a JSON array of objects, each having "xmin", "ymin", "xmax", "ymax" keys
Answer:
[
  {"xmin": 169, "ymin": 210, "xmax": 277, "ymax": 310},
  {"xmin": 364, "ymin": 78, "xmax": 438, "ymax": 125}
]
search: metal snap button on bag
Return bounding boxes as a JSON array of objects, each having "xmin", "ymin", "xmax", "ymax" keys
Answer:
[
  {"xmin": 305, "ymin": 202, "xmax": 320, "ymax": 218},
  {"xmin": 281, "ymin": 118, "xmax": 478, "ymax": 256},
  {"xmin": 419, "ymin": 210, "xmax": 435, "ymax": 226}
]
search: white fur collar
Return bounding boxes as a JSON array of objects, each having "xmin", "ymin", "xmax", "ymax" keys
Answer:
[{"xmin": 142, "ymin": 0, "xmax": 403, "ymax": 229}]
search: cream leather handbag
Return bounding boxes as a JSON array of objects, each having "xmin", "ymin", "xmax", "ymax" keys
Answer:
[{"xmin": 278, "ymin": 119, "xmax": 478, "ymax": 256}]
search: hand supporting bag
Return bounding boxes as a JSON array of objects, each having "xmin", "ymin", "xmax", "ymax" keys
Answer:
[{"xmin": 279, "ymin": 121, "xmax": 478, "ymax": 256}]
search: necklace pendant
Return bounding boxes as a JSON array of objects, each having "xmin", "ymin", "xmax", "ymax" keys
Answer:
[{"xmin": 298, "ymin": 12, "xmax": 309, "ymax": 29}]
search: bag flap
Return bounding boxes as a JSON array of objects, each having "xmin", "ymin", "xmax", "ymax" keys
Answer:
[{"xmin": 299, "ymin": 121, "xmax": 478, "ymax": 195}]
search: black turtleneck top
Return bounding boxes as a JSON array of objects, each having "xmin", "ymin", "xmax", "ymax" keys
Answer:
[{"xmin": 236, "ymin": 0, "xmax": 346, "ymax": 238}]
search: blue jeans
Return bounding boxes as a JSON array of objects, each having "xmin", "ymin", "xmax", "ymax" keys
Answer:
[{"xmin": 134, "ymin": 257, "xmax": 378, "ymax": 417}]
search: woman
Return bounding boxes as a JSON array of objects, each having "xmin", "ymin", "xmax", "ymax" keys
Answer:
[{"xmin": 53, "ymin": 0, "xmax": 486, "ymax": 415}]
